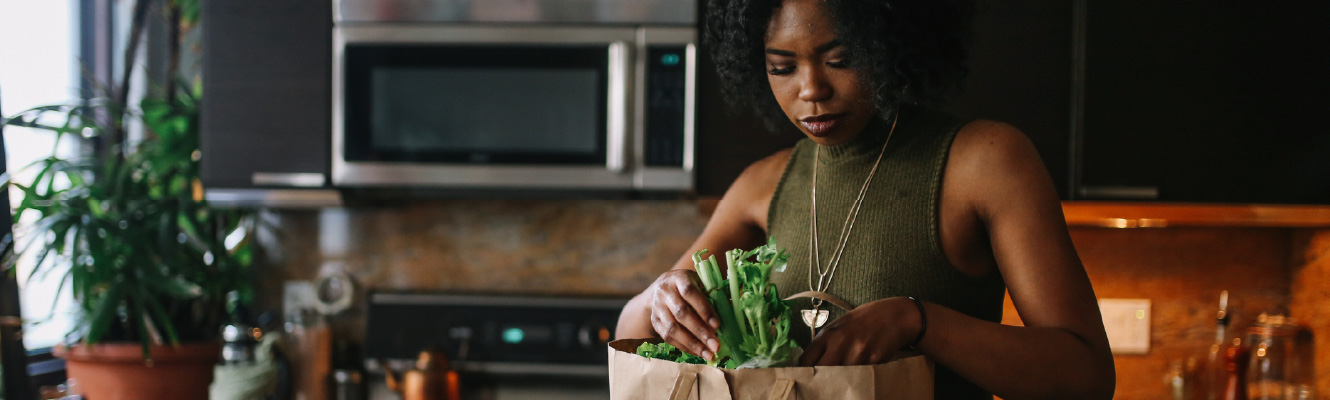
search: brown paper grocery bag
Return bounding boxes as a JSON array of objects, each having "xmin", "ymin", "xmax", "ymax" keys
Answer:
[{"xmin": 609, "ymin": 339, "xmax": 933, "ymax": 400}]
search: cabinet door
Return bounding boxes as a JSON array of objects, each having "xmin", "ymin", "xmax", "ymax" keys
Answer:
[
  {"xmin": 1078, "ymin": 0, "xmax": 1330, "ymax": 203},
  {"xmin": 942, "ymin": 0, "xmax": 1075, "ymax": 199},
  {"xmin": 200, "ymin": 0, "xmax": 332, "ymax": 189}
]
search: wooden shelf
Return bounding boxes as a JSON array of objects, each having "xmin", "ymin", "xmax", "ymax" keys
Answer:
[
  {"xmin": 1062, "ymin": 201, "xmax": 1330, "ymax": 228},
  {"xmin": 698, "ymin": 197, "xmax": 1330, "ymax": 228}
]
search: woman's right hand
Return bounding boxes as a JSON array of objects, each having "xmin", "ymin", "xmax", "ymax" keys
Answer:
[{"xmin": 648, "ymin": 269, "xmax": 721, "ymax": 361}]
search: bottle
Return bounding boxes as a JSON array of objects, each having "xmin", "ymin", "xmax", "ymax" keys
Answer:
[
  {"xmin": 1202, "ymin": 291, "xmax": 1232, "ymax": 400},
  {"xmin": 284, "ymin": 308, "xmax": 331, "ymax": 400},
  {"xmin": 1221, "ymin": 335, "xmax": 1251, "ymax": 400},
  {"xmin": 1166, "ymin": 358, "xmax": 1200, "ymax": 400}
]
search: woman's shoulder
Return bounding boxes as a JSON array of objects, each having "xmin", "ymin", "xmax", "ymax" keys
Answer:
[
  {"xmin": 944, "ymin": 118, "xmax": 1057, "ymax": 215},
  {"xmin": 950, "ymin": 119, "xmax": 1042, "ymax": 174},
  {"xmin": 711, "ymin": 145, "xmax": 800, "ymax": 231},
  {"xmin": 731, "ymin": 146, "xmax": 797, "ymax": 198}
]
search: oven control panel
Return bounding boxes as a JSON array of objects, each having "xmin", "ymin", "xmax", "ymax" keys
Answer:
[{"xmin": 364, "ymin": 292, "xmax": 627, "ymax": 377}]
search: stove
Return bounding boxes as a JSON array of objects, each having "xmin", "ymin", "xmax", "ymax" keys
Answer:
[{"xmin": 364, "ymin": 292, "xmax": 628, "ymax": 399}]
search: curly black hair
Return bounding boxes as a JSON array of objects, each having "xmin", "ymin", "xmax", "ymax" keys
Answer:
[{"xmin": 705, "ymin": 0, "xmax": 974, "ymax": 132}]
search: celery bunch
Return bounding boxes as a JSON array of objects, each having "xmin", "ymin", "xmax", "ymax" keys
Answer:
[{"xmin": 691, "ymin": 238, "xmax": 799, "ymax": 368}]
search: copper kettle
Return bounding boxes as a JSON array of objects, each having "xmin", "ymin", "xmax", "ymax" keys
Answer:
[{"xmin": 381, "ymin": 346, "xmax": 461, "ymax": 400}]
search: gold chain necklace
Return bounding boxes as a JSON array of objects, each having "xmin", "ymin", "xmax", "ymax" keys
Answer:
[{"xmin": 803, "ymin": 113, "xmax": 900, "ymax": 335}]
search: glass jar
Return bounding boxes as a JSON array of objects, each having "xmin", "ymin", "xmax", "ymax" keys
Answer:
[{"xmin": 1245, "ymin": 314, "xmax": 1315, "ymax": 400}]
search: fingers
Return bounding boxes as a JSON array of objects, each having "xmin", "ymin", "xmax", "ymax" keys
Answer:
[
  {"xmin": 815, "ymin": 341, "xmax": 848, "ymax": 366},
  {"xmin": 841, "ymin": 341, "xmax": 869, "ymax": 366},
  {"xmin": 799, "ymin": 327, "xmax": 890, "ymax": 366},
  {"xmin": 651, "ymin": 308, "xmax": 711, "ymax": 360},
  {"xmin": 676, "ymin": 278, "xmax": 721, "ymax": 330},
  {"xmin": 649, "ymin": 272, "xmax": 719, "ymax": 360},
  {"xmin": 866, "ymin": 349, "xmax": 887, "ymax": 365},
  {"xmin": 671, "ymin": 301, "xmax": 720, "ymax": 357}
]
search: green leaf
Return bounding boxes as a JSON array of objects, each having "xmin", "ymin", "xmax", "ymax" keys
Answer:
[
  {"xmin": 143, "ymin": 295, "xmax": 180, "ymax": 345},
  {"xmin": 84, "ymin": 279, "xmax": 126, "ymax": 345},
  {"xmin": 129, "ymin": 291, "xmax": 155, "ymax": 359},
  {"xmin": 146, "ymin": 275, "xmax": 203, "ymax": 300}
]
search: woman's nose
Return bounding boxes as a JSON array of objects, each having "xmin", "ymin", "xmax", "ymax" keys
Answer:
[{"xmin": 797, "ymin": 67, "xmax": 833, "ymax": 103}]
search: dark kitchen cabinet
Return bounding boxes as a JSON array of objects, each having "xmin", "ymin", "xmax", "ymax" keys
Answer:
[
  {"xmin": 1077, "ymin": 0, "xmax": 1330, "ymax": 203},
  {"xmin": 200, "ymin": 0, "xmax": 332, "ymax": 189},
  {"xmin": 941, "ymin": 0, "xmax": 1075, "ymax": 199}
]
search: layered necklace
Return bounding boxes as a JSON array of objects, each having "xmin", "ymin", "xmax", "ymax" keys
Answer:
[{"xmin": 803, "ymin": 112, "xmax": 900, "ymax": 336}]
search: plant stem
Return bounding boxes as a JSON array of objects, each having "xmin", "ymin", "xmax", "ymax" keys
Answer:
[
  {"xmin": 165, "ymin": 0, "xmax": 181, "ymax": 105},
  {"xmin": 113, "ymin": 0, "xmax": 152, "ymax": 158},
  {"xmin": 725, "ymin": 249, "xmax": 747, "ymax": 337}
]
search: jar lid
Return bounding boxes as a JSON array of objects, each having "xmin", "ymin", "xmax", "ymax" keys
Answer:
[{"xmin": 1248, "ymin": 313, "xmax": 1300, "ymax": 337}]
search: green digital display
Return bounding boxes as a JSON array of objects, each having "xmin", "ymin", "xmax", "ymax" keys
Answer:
[
  {"xmin": 661, "ymin": 53, "xmax": 681, "ymax": 66},
  {"xmin": 502, "ymin": 327, "xmax": 525, "ymax": 344}
]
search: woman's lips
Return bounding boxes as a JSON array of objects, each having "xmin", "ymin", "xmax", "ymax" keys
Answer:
[{"xmin": 800, "ymin": 113, "xmax": 845, "ymax": 137}]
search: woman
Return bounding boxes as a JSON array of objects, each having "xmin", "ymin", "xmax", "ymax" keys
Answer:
[{"xmin": 616, "ymin": 0, "xmax": 1116, "ymax": 398}]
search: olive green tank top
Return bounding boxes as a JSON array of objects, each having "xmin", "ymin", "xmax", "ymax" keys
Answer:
[{"xmin": 767, "ymin": 106, "xmax": 1005, "ymax": 399}]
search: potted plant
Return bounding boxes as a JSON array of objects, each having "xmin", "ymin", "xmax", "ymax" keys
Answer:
[{"xmin": 0, "ymin": 0, "xmax": 255, "ymax": 397}]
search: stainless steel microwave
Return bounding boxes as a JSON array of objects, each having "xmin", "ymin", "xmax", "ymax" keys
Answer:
[{"xmin": 332, "ymin": 0, "xmax": 696, "ymax": 191}]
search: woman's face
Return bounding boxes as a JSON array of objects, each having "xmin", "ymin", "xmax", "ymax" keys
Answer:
[{"xmin": 765, "ymin": 0, "xmax": 876, "ymax": 146}]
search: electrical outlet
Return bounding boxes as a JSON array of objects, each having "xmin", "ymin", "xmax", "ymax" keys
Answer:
[{"xmin": 1098, "ymin": 298, "xmax": 1151, "ymax": 355}]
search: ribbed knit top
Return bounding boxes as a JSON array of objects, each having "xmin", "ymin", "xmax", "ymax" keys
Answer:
[{"xmin": 767, "ymin": 106, "xmax": 1005, "ymax": 399}]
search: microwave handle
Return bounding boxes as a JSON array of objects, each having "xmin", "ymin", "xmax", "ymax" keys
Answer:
[{"xmin": 606, "ymin": 41, "xmax": 631, "ymax": 173}]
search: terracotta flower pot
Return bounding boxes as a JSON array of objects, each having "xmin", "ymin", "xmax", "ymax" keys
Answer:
[{"xmin": 55, "ymin": 341, "xmax": 221, "ymax": 400}]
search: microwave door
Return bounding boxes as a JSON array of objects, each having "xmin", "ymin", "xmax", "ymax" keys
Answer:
[{"xmin": 333, "ymin": 26, "xmax": 638, "ymax": 189}]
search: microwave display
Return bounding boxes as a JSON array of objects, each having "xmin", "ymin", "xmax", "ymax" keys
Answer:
[
  {"xmin": 344, "ymin": 45, "xmax": 609, "ymax": 165},
  {"xmin": 645, "ymin": 46, "xmax": 687, "ymax": 167}
]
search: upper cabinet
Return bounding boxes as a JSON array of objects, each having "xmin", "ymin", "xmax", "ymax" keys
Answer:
[
  {"xmin": 946, "ymin": 0, "xmax": 1330, "ymax": 205},
  {"xmin": 1076, "ymin": 0, "xmax": 1330, "ymax": 203},
  {"xmin": 200, "ymin": 0, "xmax": 332, "ymax": 191},
  {"xmin": 941, "ymin": 0, "xmax": 1075, "ymax": 198}
]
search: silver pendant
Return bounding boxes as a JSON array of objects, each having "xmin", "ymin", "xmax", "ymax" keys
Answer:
[{"xmin": 801, "ymin": 309, "xmax": 829, "ymax": 329}]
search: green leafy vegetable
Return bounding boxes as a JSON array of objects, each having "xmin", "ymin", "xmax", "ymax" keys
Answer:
[
  {"xmin": 692, "ymin": 238, "xmax": 799, "ymax": 368},
  {"xmin": 635, "ymin": 341, "xmax": 707, "ymax": 365}
]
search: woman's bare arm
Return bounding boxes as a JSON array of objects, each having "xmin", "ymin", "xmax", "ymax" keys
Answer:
[
  {"xmin": 917, "ymin": 121, "xmax": 1114, "ymax": 399},
  {"xmin": 615, "ymin": 150, "xmax": 790, "ymax": 355}
]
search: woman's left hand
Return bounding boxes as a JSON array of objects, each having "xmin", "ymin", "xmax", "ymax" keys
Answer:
[{"xmin": 798, "ymin": 297, "xmax": 923, "ymax": 366}]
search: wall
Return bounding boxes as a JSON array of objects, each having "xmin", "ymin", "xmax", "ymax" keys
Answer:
[
  {"xmin": 1060, "ymin": 228, "xmax": 1293, "ymax": 399},
  {"xmin": 1291, "ymin": 230, "xmax": 1330, "ymax": 399},
  {"xmin": 251, "ymin": 199, "xmax": 707, "ymax": 343},
  {"xmin": 253, "ymin": 201, "xmax": 1325, "ymax": 400}
]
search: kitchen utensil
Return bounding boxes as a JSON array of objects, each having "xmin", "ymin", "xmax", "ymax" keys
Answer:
[{"xmin": 380, "ymin": 346, "xmax": 460, "ymax": 400}]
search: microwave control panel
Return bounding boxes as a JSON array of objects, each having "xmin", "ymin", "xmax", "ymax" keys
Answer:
[{"xmin": 645, "ymin": 46, "xmax": 689, "ymax": 167}]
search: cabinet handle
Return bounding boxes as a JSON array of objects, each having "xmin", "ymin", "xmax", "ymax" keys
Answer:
[
  {"xmin": 1077, "ymin": 185, "xmax": 1159, "ymax": 200},
  {"xmin": 252, "ymin": 172, "xmax": 326, "ymax": 188}
]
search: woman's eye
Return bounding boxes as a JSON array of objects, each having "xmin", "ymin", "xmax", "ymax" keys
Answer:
[
  {"xmin": 828, "ymin": 60, "xmax": 850, "ymax": 68},
  {"xmin": 768, "ymin": 65, "xmax": 794, "ymax": 75}
]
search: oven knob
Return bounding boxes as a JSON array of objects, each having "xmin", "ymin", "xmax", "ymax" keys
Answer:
[{"xmin": 577, "ymin": 324, "xmax": 612, "ymax": 348}]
